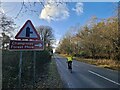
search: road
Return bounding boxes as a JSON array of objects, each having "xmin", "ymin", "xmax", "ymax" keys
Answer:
[{"xmin": 53, "ymin": 54, "xmax": 120, "ymax": 88}]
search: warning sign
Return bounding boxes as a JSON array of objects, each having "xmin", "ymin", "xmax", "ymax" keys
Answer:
[{"xmin": 15, "ymin": 20, "xmax": 40, "ymax": 40}]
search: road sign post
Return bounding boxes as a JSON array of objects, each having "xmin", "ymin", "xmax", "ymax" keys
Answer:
[
  {"xmin": 33, "ymin": 51, "xmax": 36, "ymax": 88},
  {"xmin": 9, "ymin": 20, "xmax": 44, "ymax": 88},
  {"xmin": 19, "ymin": 51, "xmax": 23, "ymax": 89}
]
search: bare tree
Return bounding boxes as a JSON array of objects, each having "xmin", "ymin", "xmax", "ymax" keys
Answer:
[
  {"xmin": 36, "ymin": 26, "xmax": 54, "ymax": 51},
  {"xmin": 0, "ymin": 12, "xmax": 16, "ymax": 50},
  {"xmin": 0, "ymin": 13, "xmax": 16, "ymax": 38}
]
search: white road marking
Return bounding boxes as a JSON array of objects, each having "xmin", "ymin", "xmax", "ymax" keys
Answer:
[{"xmin": 88, "ymin": 70, "xmax": 120, "ymax": 86}]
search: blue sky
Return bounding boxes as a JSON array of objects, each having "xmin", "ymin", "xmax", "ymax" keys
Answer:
[{"xmin": 1, "ymin": 2, "xmax": 118, "ymax": 47}]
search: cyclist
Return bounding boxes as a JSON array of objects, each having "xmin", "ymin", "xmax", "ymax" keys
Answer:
[{"xmin": 67, "ymin": 55, "xmax": 73, "ymax": 72}]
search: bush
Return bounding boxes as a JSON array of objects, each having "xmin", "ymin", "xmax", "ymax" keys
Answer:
[
  {"xmin": 74, "ymin": 51, "xmax": 88, "ymax": 58},
  {"xmin": 2, "ymin": 50, "xmax": 52, "ymax": 89}
]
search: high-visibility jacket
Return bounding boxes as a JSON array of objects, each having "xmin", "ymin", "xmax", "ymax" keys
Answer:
[{"xmin": 67, "ymin": 56, "xmax": 73, "ymax": 62}]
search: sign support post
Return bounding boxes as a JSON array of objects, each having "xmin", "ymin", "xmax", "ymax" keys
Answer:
[
  {"xmin": 19, "ymin": 51, "xmax": 23, "ymax": 89},
  {"xmin": 33, "ymin": 51, "xmax": 36, "ymax": 88}
]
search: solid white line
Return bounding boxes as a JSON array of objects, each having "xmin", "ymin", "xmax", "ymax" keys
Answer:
[{"xmin": 88, "ymin": 70, "xmax": 120, "ymax": 86}]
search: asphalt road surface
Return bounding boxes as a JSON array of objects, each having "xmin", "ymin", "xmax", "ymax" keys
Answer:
[{"xmin": 53, "ymin": 54, "xmax": 120, "ymax": 88}]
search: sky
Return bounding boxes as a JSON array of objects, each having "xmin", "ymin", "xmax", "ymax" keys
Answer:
[{"xmin": 0, "ymin": 1, "xmax": 118, "ymax": 49}]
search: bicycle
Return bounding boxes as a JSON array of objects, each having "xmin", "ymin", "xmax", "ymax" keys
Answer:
[{"xmin": 68, "ymin": 61, "xmax": 72, "ymax": 73}]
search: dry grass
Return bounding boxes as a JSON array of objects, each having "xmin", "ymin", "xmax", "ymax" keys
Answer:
[
  {"xmin": 60, "ymin": 54, "xmax": 120, "ymax": 70},
  {"xmin": 59, "ymin": 54, "xmax": 68, "ymax": 57},
  {"xmin": 79, "ymin": 58, "xmax": 120, "ymax": 70}
]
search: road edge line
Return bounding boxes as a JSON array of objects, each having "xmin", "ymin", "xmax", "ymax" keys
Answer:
[{"xmin": 88, "ymin": 70, "xmax": 120, "ymax": 86}]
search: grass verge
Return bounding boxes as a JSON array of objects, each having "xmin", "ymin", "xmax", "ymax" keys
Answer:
[{"xmin": 35, "ymin": 57, "xmax": 63, "ymax": 88}]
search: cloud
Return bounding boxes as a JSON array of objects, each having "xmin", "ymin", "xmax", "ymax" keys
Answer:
[
  {"xmin": 40, "ymin": 2, "xmax": 69, "ymax": 22},
  {"xmin": 0, "ymin": 7, "xmax": 4, "ymax": 14},
  {"xmin": 72, "ymin": 2, "xmax": 83, "ymax": 15},
  {"xmin": 53, "ymin": 39, "xmax": 59, "ymax": 47}
]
